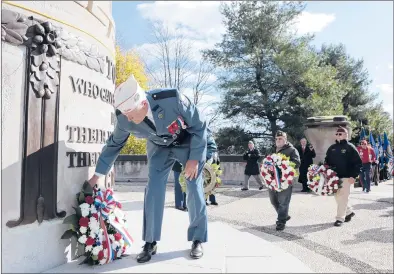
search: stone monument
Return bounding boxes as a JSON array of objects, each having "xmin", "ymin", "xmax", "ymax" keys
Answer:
[
  {"xmin": 1, "ymin": 1, "xmax": 116, "ymax": 272},
  {"xmin": 304, "ymin": 116, "xmax": 352, "ymax": 164}
]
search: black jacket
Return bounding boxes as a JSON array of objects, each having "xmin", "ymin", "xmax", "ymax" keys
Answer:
[
  {"xmin": 324, "ymin": 140, "xmax": 362, "ymax": 178},
  {"xmin": 296, "ymin": 146, "xmax": 316, "ymax": 169},
  {"xmin": 276, "ymin": 142, "xmax": 301, "ymax": 170},
  {"xmin": 243, "ymin": 148, "xmax": 261, "ymax": 175},
  {"xmin": 172, "ymin": 161, "xmax": 182, "ymax": 172}
]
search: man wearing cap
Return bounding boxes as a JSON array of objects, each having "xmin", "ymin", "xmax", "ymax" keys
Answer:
[
  {"xmin": 270, "ymin": 131, "xmax": 301, "ymax": 231},
  {"xmin": 87, "ymin": 75, "xmax": 217, "ymax": 262},
  {"xmin": 324, "ymin": 127, "xmax": 362, "ymax": 227}
]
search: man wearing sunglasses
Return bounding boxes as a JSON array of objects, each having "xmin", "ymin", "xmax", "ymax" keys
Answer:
[
  {"xmin": 87, "ymin": 75, "xmax": 217, "ymax": 263},
  {"xmin": 324, "ymin": 127, "xmax": 362, "ymax": 227}
]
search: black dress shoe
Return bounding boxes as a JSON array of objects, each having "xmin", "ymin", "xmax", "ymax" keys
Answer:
[
  {"xmin": 190, "ymin": 240, "xmax": 203, "ymax": 259},
  {"xmin": 241, "ymin": 188, "xmax": 249, "ymax": 191},
  {"xmin": 206, "ymin": 202, "xmax": 209, "ymax": 206},
  {"xmin": 344, "ymin": 212, "xmax": 355, "ymax": 222},
  {"xmin": 210, "ymin": 202, "xmax": 218, "ymax": 206},
  {"xmin": 276, "ymin": 223, "xmax": 285, "ymax": 231},
  {"xmin": 259, "ymin": 186, "xmax": 264, "ymax": 190},
  {"xmin": 286, "ymin": 216, "xmax": 291, "ymax": 221},
  {"xmin": 334, "ymin": 220, "xmax": 343, "ymax": 227},
  {"xmin": 136, "ymin": 242, "xmax": 157, "ymax": 263},
  {"xmin": 175, "ymin": 206, "xmax": 186, "ymax": 211}
]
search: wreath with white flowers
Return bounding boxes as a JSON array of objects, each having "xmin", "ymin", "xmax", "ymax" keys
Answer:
[
  {"xmin": 261, "ymin": 153, "xmax": 298, "ymax": 192},
  {"xmin": 61, "ymin": 182, "xmax": 133, "ymax": 266},
  {"xmin": 307, "ymin": 164, "xmax": 341, "ymax": 195}
]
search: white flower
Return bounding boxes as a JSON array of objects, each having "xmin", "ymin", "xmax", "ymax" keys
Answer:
[
  {"xmin": 89, "ymin": 221, "xmax": 100, "ymax": 233},
  {"xmin": 78, "ymin": 235, "xmax": 87, "ymax": 244},
  {"xmin": 326, "ymin": 169, "xmax": 332, "ymax": 176},
  {"xmin": 264, "ymin": 175, "xmax": 271, "ymax": 181},
  {"xmin": 92, "ymin": 246, "xmax": 102, "ymax": 255},
  {"xmin": 99, "ymin": 259, "xmax": 107, "ymax": 265},
  {"xmin": 79, "ymin": 227, "xmax": 87, "ymax": 234},
  {"xmin": 90, "ymin": 205, "xmax": 97, "ymax": 214},
  {"xmin": 89, "ymin": 230, "xmax": 97, "ymax": 239},
  {"xmin": 79, "ymin": 203, "xmax": 90, "ymax": 217},
  {"xmin": 85, "ymin": 245, "xmax": 93, "ymax": 252},
  {"xmin": 334, "ymin": 184, "xmax": 339, "ymax": 189}
]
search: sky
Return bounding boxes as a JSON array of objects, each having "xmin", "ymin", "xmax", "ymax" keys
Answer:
[{"xmin": 112, "ymin": 1, "xmax": 393, "ymax": 118}]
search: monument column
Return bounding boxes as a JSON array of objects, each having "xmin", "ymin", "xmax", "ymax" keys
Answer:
[
  {"xmin": 2, "ymin": 1, "xmax": 116, "ymax": 272},
  {"xmin": 304, "ymin": 116, "xmax": 352, "ymax": 164}
]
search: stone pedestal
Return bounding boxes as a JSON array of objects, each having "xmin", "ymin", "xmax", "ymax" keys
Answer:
[
  {"xmin": 304, "ymin": 116, "xmax": 352, "ymax": 164},
  {"xmin": 1, "ymin": 1, "xmax": 116, "ymax": 272}
]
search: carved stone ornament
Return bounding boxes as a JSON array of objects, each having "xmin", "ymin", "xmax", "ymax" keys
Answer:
[{"xmin": 1, "ymin": 9, "xmax": 106, "ymax": 74}]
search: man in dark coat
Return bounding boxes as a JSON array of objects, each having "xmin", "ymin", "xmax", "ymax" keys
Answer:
[
  {"xmin": 269, "ymin": 131, "xmax": 301, "ymax": 231},
  {"xmin": 296, "ymin": 138, "xmax": 316, "ymax": 192},
  {"xmin": 241, "ymin": 141, "xmax": 264, "ymax": 191}
]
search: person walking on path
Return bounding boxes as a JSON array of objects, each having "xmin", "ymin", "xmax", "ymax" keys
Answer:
[
  {"xmin": 296, "ymin": 138, "xmax": 316, "ymax": 192},
  {"xmin": 324, "ymin": 127, "xmax": 362, "ymax": 227},
  {"xmin": 173, "ymin": 161, "xmax": 187, "ymax": 211},
  {"xmin": 206, "ymin": 152, "xmax": 220, "ymax": 206},
  {"xmin": 241, "ymin": 141, "xmax": 264, "ymax": 191},
  {"xmin": 269, "ymin": 131, "xmax": 301, "ymax": 231},
  {"xmin": 357, "ymin": 140, "xmax": 376, "ymax": 193}
]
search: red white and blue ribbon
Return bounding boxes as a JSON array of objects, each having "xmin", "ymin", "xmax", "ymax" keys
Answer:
[
  {"xmin": 263, "ymin": 159, "xmax": 282, "ymax": 189},
  {"xmin": 94, "ymin": 188, "xmax": 134, "ymax": 263}
]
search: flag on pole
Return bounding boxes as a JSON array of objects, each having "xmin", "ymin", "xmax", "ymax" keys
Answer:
[
  {"xmin": 383, "ymin": 132, "xmax": 393, "ymax": 157},
  {"xmin": 359, "ymin": 127, "xmax": 366, "ymax": 143}
]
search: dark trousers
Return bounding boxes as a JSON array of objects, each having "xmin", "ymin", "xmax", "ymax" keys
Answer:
[
  {"xmin": 268, "ymin": 186, "xmax": 293, "ymax": 224},
  {"xmin": 174, "ymin": 171, "xmax": 186, "ymax": 208},
  {"xmin": 207, "ymin": 194, "xmax": 216, "ymax": 204},
  {"xmin": 360, "ymin": 163, "xmax": 372, "ymax": 192}
]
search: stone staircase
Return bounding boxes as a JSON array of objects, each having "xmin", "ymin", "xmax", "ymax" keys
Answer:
[{"xmin": 46, "ymin": 201, "xmax": 312, "ymax": 273}]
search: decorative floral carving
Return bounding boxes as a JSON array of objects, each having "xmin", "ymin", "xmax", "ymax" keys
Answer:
[
  {"xmin": 1, "ymin": 9, "xmax": 30, "ymax": 45},
  {"xmin": 2, "ymin": 9, "xmax": 107, "ymax": 74},
  {"xmin": 24, "ymin": 21, "xmax": 61, "ymax": 99}
]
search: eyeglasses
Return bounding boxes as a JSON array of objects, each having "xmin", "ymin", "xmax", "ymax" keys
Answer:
[{"xmin": 335, "ymin": 133, "xmax": 343, "ymax": 136}]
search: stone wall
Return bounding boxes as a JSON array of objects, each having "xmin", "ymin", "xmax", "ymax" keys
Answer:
[
  {"xmin": 115, "ymin": 155, "xmax": 250, "ymax": 185},
  {"xmin": 1, "ymin": 1, "xmax": 115, "ymax": 272}
]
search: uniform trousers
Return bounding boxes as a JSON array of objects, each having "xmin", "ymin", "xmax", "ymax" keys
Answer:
[{"xmin": 143, "ymin": 141, "xmax": 208, "ymax": 243}]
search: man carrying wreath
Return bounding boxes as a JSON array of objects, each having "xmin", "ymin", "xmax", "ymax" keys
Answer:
[
  {"xmin": 87, "ymin": 75, "xmax": 217, "ymax": 263},
  {"xmin": 324, "ymin": 127, "xmax": 362, "ymax": 227},
  {"xmin": 269, "ymin": 131, "xmax": 301, "ymax": 231}
]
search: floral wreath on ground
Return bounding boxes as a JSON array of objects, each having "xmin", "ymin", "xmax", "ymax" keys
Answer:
[
  {"xmin": 261, "ymin": 153, "xmax": 298, "ymax": 192},
  {"xmin": 307, "ymin": 164, "xmax": 341, "ymax": 196},
  {"xmin": 61, "ymin": 182, "xmax": 133, "ymax": 266},
  {"xmin": 179, "ymin": 163, "xmax": 223, "ymax": 198}
]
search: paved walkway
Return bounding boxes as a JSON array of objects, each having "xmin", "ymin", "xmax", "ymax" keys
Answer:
[
  {"xmin": 47, "ymin": 180, "xmax": 393, "ymax": 273},
  {"xmin": 48, "ymin": 198, "xmax": 312, "ymax": 273}
]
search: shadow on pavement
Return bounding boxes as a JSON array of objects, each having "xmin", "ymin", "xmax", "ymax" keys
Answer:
[
  {"xmin": 341, "ymin": 227, "xmax": 393, "ymax": 245},
  {"xmin": 380, "ymin": 209, "xmax": 393, "ymax": 217},
  {"xmin": 352, "ymin": 197, "xmax": 393, "ymax": 211}
]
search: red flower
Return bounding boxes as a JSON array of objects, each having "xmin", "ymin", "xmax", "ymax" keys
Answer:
[
  {"xmin": 79, "ymin": 217, "xmax": 89, "ymax": 227},
  {"xmin": 98, "ymin": 250, "xmax": 104, "ymax": 260},
  {"xmin": 289, "ymin": 171, "xmax": 294, "ymax": 176},
  {"xmin": 92, "ymin": 213, "xmax": 99, "ymax": 220},
  {"xmin": 102, "ymin": 241, "xmax": 108, "ymax": 249},
  {"xmin": 86, "ymin": 237, "xmax": 95, "ymax": 246},
  {"xmin": 85, "ymin": 196, "xmax": 94, "ymax": 204},
  {"xmin": 114, "ymin": 233, "xmax": 122, "ymax": 241}
]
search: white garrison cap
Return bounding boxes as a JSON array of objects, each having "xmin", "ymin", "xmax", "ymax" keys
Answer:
[{"xmin": 114, "ymin": 74, "xmax": 146, "ymax": 113}]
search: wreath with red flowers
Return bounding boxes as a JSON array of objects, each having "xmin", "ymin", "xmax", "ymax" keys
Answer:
[
  {"xmin": 61, "ymin": 182, "xmax": 133, "ymax": 265},
  {"xmin": 307, "ymin": 165, "xmax": 341, "ymax": 195}
]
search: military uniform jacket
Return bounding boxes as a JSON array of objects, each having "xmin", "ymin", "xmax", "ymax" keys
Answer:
[{"xmin": 95, "ymin": 88, "xmax": 217, "ymax": 176}]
